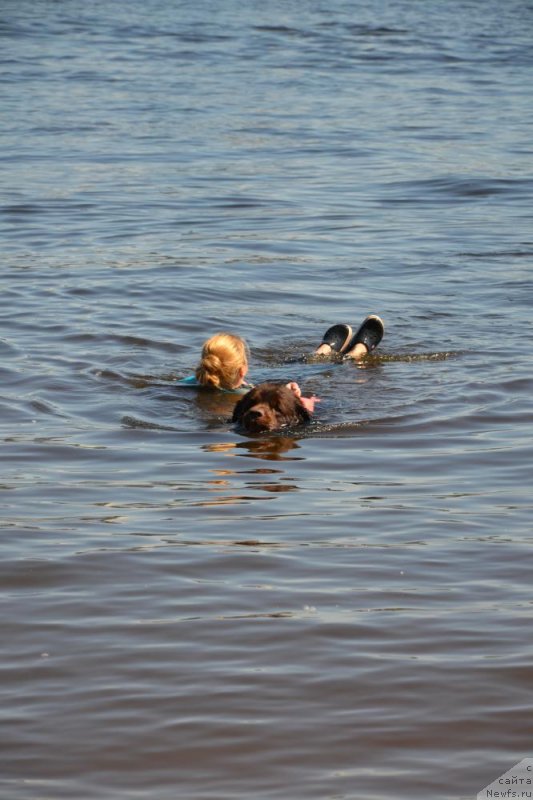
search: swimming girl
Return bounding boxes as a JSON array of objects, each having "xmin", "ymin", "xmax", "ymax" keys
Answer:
[
  {"xmin": 194, "ymin": 332, "xmax": 252, "ymax": 394},
  {"xmin": 179, "ymin": 315, "xmax": 384, "ymax": 414},
  {"xmin": 178, "ymin": 331, "xmax": 318, "ymax": 408}
]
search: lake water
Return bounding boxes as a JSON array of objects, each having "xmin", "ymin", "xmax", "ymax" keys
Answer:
[{"xmin": 1, "ymin": 1, "xmax": 533, "ymax": 798}]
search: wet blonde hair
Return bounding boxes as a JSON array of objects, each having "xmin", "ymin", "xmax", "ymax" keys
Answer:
[{"xmin": 195, "ymin": 332, "xmax": 248, "ymax": 391}]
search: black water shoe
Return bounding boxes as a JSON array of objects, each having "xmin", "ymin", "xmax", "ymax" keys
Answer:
[
  {"xmin": 346, "ymin": 315, "xmax": 384, "ymax": 354},
  {"xmin": 320, "ymin": 323, "xmax": 353, "ymax": 353}
]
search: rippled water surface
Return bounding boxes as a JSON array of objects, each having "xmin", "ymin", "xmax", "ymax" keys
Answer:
[{"xmin": 1, "ymin": 1, "xmax": 533, "ymax": 798}]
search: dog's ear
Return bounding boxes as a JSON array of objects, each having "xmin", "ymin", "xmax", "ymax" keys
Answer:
[
  {"xmin": 231, "ymin": 387, "xmax": 256, "ymax": 423},
  {"xmin": 296, "ymin": 401, "xmax": 311, "ymax": 424},
  {"xmin": 288, "ymin": 394, "xmax": 311, "ymax": 424},
  {"xmin": 276, "ymin": 386, "xmax": 311, "ymax": 426},
  {"xmin": 231, "ymin": 394, "xmax": 246, "ymax": 423}
]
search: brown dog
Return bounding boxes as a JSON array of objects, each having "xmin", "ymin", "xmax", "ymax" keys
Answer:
[{"xmin": 232, "ymin": 382, "xmax": 312, "ymax": 433}]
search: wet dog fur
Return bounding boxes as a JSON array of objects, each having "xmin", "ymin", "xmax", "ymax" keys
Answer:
[{"xmin": 232, "ymin": 382, "xmax": 311, "ymax": 433}]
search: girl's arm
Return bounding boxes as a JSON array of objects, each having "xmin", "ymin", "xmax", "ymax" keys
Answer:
[
  {"xmin": 286, "ymin": 382, "xmax": 320, "ymax": 414},
  {"xmin": 299, "ymin": 395, "xmax": 319, "ymax": 414}
]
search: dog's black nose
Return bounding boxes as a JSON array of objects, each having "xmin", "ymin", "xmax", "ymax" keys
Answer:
[
  {"xmin": 242, "ymin": 407, "xmax": 269, "ymax": 432},
  {"xmin": 243, "ymin": 410, "xmax": 264, "ymax": 428}
]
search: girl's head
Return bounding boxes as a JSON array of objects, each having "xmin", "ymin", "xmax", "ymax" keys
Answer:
[{"xmin": 195, "ymin": 332, "xmax": 248, "ymax": 390}]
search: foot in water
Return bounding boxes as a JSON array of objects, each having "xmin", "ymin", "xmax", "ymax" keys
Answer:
[{"xmin": 315, "ymin": 315, "xmax": 384, "ymax": 360}]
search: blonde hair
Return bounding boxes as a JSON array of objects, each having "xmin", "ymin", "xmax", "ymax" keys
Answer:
[{"xmin": 195, "ymin": 332, "xmax": 248, "ymax": 390}]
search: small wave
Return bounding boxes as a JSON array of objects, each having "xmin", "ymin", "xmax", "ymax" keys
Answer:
[
  {"xmin": 2, "ymin": 203, "xmax": 43, "ymax": 215},
  {"xmin": 121, "ymin": 415, "xmax": 179, "ymax": 431},
  {"xmin": 67, "ymin": 333, "xmax": 180, "ymax": 352},
  {"xmin": 460, "ymin": 249, "xmax": 533, "ymax": 259},
  {"xmin": 90, "ymin": 368, "xmax": 132, "ymax": 386},
  {"xmin": 28, "ymin": 398, "xmax": 69, "ymax": 417},
  {"xmin": 253, "ymin": 25, "xmax": 312, "ymax": 37},
  {"xmin": 378, "ymin": 351, "xmax": 458, "ymax": 363},
  {"xmin": 381, "ymin": 176, "xmax": 533, "ymax": 205},
  {"xmin": 344, "ymin": 24, "xmax": 408, "ymax": 37},
  {"xmin": 0, "ymin": 338, "xmax": 21, "ymax": 357}
]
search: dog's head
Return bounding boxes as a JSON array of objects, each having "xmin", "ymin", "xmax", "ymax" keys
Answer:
[{"xmin": 232, "ymin": 382, "xmax": 311, "ymax": 433}]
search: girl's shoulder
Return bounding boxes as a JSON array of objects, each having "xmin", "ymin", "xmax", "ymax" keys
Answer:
[
  {"xmin": 232, "ymin": 381, "xmax": 254, "ymax": 395},
  {"xmin": 176, "ymin": 375, "xmax": 202, "ymax": 388}
]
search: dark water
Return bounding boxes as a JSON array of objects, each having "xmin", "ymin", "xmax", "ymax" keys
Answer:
[{"xmin": 1, "ymin": 1, "xmax": 533, "ymax": 798}]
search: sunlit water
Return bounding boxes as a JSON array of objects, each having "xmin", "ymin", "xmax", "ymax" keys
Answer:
[{"xmin": 1, "ymin": 1, "xmax": 533, "ymax": 798}]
